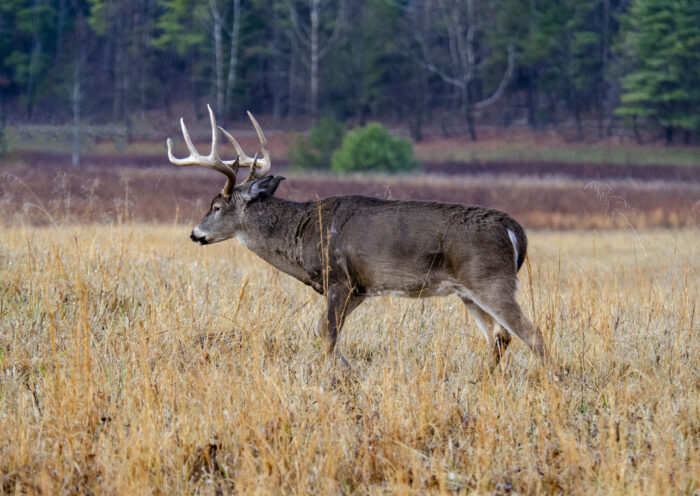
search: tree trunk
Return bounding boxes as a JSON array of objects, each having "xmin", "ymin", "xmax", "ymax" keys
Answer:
[
  {"xmin": 192, "ymin": 70, "xmax": 200, "ymax": 119},
  {"xmin": 72, "ymin": 16, "xmax": 85, "ymax": 168},
  {"xmin": 632, "ymin": 116, "xmax": 641, "ymax": 144},
  {"xmin": 164, "ymin": 84, "xmax": 172, "ymax": 122},
  {"xmin": 137, "ymin": 0, "xmax": 150, "ymax": 120},
  {"xmin": 72, "ymin": 82, "xmax": 81, "ymax": 167},
  {"xmin": 288, "ymin": 0, "xmax": 344, "ymax": 124},
  {"xmin": 310, "ymin": 0, "xmax": 320, "ymax": 125},
  {"xmin": 575, "ymin": 106, "xmax": 583, "ymax": 140},
  {"xmin": 27, "ymin": 0, "xmax": 44, "ymax": 119},
  {"xmin": 464, "ymin": 85, "xmax": 476, "ymax": 141},
  {"xmin": 271, "ymin": 3, "xmax": 283, "ymax": 121},
  {"xmin": 288, "ymin": 35, "xmax": 299, "ymax": 118},
  {"xmin": 113, "ymin": 5, "xmax": 124, "ymax": 121},
  {"xmin": 209, "ymin": 0, "xmax": 224, "ymax": 112},
  {"xmin": 122, "ymin": 16, "xmax": 132, "ymax": 143},
  {"xmin": 601, "ymin": 0, "xmax": 612, "ymax": 137},
  {"xmin": 526, "ymin": 69, "xmax": 537, "ymax": 128},
  {"xmin": 408, "ymin": 70, "xmax": 428, "ymax": 142},
  {"xmin": 55, "ymin": 0, "xmax": 68, "ymax": 66},
  {"xmin": 225, "ymin": 0, "xmax": 241, "ymax": 114}
]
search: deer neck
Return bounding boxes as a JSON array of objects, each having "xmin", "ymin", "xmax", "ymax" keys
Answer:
[{"xmin": 236, "ymin": 197, "xmax": 312, "ymax": 281}]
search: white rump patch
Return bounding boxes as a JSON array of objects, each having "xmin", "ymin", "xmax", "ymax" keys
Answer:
[{"xmin": 507, "ymin": 229, "xmax": 518, "ymax": 271}]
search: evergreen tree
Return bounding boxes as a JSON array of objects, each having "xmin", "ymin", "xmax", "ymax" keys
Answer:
[
  {"xmin": 517, "ymin": 0, "xmax": 614, "ymax": 134},
  {"xmin": 0, "ymin": 0, "xmax": 58, "ymax": 117},
  {"xmin": 153, "ymin": 0, "xmax": 208, "ymax": 117},
  {"xmin": 616, "ymin": 0, "xmax": 700, "ymax": 141}
]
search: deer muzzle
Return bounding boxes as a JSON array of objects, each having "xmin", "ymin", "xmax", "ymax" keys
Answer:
[{"xmin": 190, "ymin": 230, "xmax": 208, "ymax": 245}]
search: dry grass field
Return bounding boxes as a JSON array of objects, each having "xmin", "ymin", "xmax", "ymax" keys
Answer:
[
  {"xmin": 2, "ymin": 163, "xmax": 699, "ymax": 230},
  {"xmin": 1, "ymin": 223, "xmax": 698, "ymax": 494}
]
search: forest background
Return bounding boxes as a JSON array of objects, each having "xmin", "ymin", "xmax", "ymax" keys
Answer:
[{"xmin": 1, "ymin": 0, "xmax": 700, "ymax": 150}]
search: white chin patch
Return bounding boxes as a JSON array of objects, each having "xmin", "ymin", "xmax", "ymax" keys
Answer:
[{"xmin": 192, "ymin": 226, "xmax": 206, "ymax": 239}]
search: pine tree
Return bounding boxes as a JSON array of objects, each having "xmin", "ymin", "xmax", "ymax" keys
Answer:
[
  {"xmin": 0, "ymin": 0, "xmax": 58, "ymax": 117},
  {"xmin": 617, "ymin": 0, "xmax": 700, "ymax": 141},
  {"xmin": 517, "ymin": 0, "xmax": 615, "ymax": 135}
]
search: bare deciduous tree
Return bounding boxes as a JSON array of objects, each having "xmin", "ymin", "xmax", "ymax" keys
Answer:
[
  {"xmin": 208, "ymin": 0, "xmax": 225, "ymax": 113},
  {"xmin": 288, "ymin": 0, "xmax": 345, "ymax": 125},
  {"xmin": 225, "ymin": 0, "xmax": 241, "ymax": 112},
  {"xmin": 70, "ymin": 0, "xmax": 86, "ymax": 168},
  {"xmin": 208, "ymin": 0, "xmax": 242, "ymax": 114},
  {"xmin": 413, "ymin": 0, "xmax": 514, "ymax": 140}
]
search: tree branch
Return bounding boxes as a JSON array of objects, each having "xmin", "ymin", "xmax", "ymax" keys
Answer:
[
  {"xmin": 474, "ymin": 44, "xmax": 515, "ymax": 110},
  {"xmin": 418, "ymin": 59, "xmax": 465, "ymax": 88},
  {"xmin": 287, "ymin": 0, "xmax": 311, "ymax": 48},
  {"xmin": 318, "ymin": 1, "xmax": 345, "ymax": 60}
]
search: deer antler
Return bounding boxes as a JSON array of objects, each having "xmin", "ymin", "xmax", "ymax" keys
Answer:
[
  {"xmin": 218, "ymin": 111, "xmax": 271, "ymax": 180},
  {"xmin": 167, "ymin": 105, "xmax": 271, "ymax": 196}
]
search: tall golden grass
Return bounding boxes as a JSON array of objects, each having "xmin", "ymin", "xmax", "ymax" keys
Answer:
[{"xmin": 1, "ymin": 225, "xmax": 698, "ymax": 494}]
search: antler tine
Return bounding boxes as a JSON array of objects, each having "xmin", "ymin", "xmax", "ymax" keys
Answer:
[
  {"xmin": 246, "ymin": 153, "xmax": 259, "ymax": 182},
  {"xmin": 182, "ymin": 115, "xmax": 200, "ymax": 157},
  {"xmin": 247, "ymin": 111, "xmax": 271, "ymax": 177},
  {"xmin": 207, "ymin": 104, "xmax": 219, "ymax": 160},
  {"xmin": 218, "ymin": 126, "xmax": 247, "ymax": 162},
  {"xmin": 222, "ymin": 156, "xmax": 240, "ymax": 197},
  {"xmin": 166, "ymin": 118, "xmax": 197, "ymax": 165},
  {"xmin": 217, "ymin": 112, "xmax": 271, "ymax": 183}
]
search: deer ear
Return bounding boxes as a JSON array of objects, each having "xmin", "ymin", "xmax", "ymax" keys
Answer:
[{"xmin": 240, "ymin": 175, "xmax": 285, "ymax": 203}]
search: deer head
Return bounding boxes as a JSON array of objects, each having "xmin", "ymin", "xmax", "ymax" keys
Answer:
[{"xmin": 167, "ymin": 105, "xmax": 284, "ymax": 245}]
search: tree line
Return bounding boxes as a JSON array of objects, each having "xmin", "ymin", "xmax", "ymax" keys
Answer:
[{"xmin": 1, "ymin": 0, "xmax": 699, "ymax": 143}]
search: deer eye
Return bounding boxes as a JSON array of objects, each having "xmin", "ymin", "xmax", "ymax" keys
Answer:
[{"xmin": 212, "ymin": 206, "xmax": 221, "ymax": 213}]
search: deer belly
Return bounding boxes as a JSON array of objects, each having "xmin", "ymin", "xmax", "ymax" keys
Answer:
[
  {"xmin": 360, "ymin": 279, "xmax": 466, "ymax": 299},
  {"xmin": 346, "ymin": 250, "xmax": 460, "ymax": 298}
]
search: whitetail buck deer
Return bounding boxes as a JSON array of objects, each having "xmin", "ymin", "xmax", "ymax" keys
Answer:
[{"xmin": 167, "ymin": 106, "xmax": 550, "ymax": 372}]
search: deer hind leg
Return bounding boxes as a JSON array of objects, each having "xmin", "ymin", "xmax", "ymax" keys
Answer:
[
  {"xmin": 469, "ymin": 278, "xmax": 549, "ymax": 369},
  {"xmin": 317, "ymin": 283, "xmax": 364, "ymax": 360},
  {"xmin": 462, "ymin": 298, "xmax": 512, "ymax": 372}
]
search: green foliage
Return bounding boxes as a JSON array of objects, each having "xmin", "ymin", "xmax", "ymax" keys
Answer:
[
  {"xmin": 616, "ymin": 0, "xmax": 700, "ymax": 135},
  {"xmin": 331, "ymin": 123, "xmax": 416, "ymax": 174},
  {"xmin": 289, "ymin": 117, "xmax": 345, "ymax": 170},
  {"xmin": 517, "ymin": 0, "xmax": 607, "ymax": 125},
  {"xmin": 355, "ymin": 0, "xmax": 410, "ymax": 115},
  {"xmin": 152, "ymin": 0, "xmax": 207, "ymax": 54},
  {"xmin": 87, "ymin": 0, "xmax": 108, "ymax": 35},
  {"xmin": 0, "ymin": 1, "xmax": 56, "ymax": 89}
]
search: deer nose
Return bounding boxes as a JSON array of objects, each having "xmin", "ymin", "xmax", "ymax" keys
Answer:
[{"xmin": 190, "ymin": 231, "xmax": 208, "ymax": 244}]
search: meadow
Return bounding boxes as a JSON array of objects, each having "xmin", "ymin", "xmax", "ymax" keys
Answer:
[
  {"xmin": 1, "ymin": 223, "xmax": 697, "ymax": 494},
  {"xmin": 5, "ymin": 122, "xmax": 700, "ymax": 167}
]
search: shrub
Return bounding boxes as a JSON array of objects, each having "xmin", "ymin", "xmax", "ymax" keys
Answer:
[
  {"xmin": 331, "ymin": 122, "xmax": 416, "ymax": 173},
  {"xmin": 289, "ymin": 117, "xmax": 345, "ymax": 170}
]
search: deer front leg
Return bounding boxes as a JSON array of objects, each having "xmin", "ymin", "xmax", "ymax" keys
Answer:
[{"xmin": 317, "ymin": 283, "xmax": 364, "ymax": 359}]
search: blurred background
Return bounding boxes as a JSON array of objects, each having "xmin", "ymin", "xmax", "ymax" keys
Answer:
[{"xmin": 0, "ymin": 0, "xmax": 699, "ymax": 228}]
